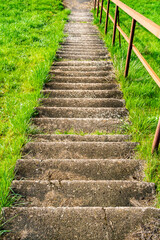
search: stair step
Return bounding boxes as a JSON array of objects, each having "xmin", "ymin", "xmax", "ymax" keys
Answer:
[
  {"xmin": 69, "ymin": 17, "xmax": 93, "ymax": 21},
  {"xmin": 40, "ymin": 98, "xmax": 124, "ymax": 107},
  {"xmin": 53, "ymin": 60, "xmax": 111, "ymax": 65},
  {"xmin": 23, "ymin": 142, "xmax": 137, "ymax": 159},
  {"xmin": 50, "ymin": 76, "xmax": 115, "ymax": 83},
  {"xmin": 12, "ymin": 180, "xmax": 154, "ymax": 207},
  {"xmin": 15, "ymin": 158, "xmax": 142, "ymax": 181},
  {"xmin": 45, "ymin": 83, "xmax": 117, "ymax": 90},
  {"xmin": 32, "ymin": 118, "xmax": 123, "ymax": 133},
  {"xmin": 51, "ymin": 65, "xmax": 112, "ymax": 71},
  {"xmin": 60, "ymin": 45, "xmax": 107, "ymax": 50},
  {"xmin": 50, "ymin": 70, "xmax": 112, "ymax": 77},
  {"xmin": 66, "ymin": 36, "xmax": 101, "ymax": 40},
  {"xmin": 57, "ymin": 55, "xmax": 110, "ymax": 60},
  {"xmin": 36, "ymin": 107, "xmax": 128, "ymax": 119},
  {"xmin": 53, "ymin": 61, "xmax": 111, "ymax": 66},
  {"xmin": 41, "ymin": 90, "xmax": 123, "ymax": 98},
  {"xmin": 30, "ymin": 134, "xmax": 130, "ymax": 142},
  {"xmin": 2, "ymin": 207, "xmax": 160, "ymax": 240},
  {"xmin": 61, "ymin": 43, "xmax": 107, "ymax": 47},
  {"xmin": 64, "ymin": 32, "xmax": 99, "ymax": 35}
]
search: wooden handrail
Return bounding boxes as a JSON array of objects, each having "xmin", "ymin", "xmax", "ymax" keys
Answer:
[
  {"xmin": 111, "ymin": 0, "xmax": 160, "ymax": 39},
  {"xmin": 94, "ymin": 0, "xmax": 160, "ymax": 153}
]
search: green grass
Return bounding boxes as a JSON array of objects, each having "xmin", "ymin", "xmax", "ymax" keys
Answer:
[
  {"xmin": 93, "ymin": 0, "xmax": 160, "ymax": 206},
  {"xmin": 0, "ymin": 0, "xmax": 70, "ymax": 214}
]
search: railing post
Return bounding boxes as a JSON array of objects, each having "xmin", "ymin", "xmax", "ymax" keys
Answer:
[
  {"xmin": 100, "ymin": 0, "xmax": 104, "ymax": 24},
  {"xmin": 112, "ymin": 5, "xmax": 119, "ymax": 45},
  {"xmin": 105, "ymin": 0, "xmax": 110, "ymax": 34},
  {"xmin": 97, "ymin": 0, "xmax": 100, "ymax": 17},
  {"xmin": 125, "ymin": 19, "xmax": 136, "ymax": 77},
  {"xmin": 94, "ymin": 0, "xmax": 97, "ymax": 11},
  {"xmin": 97, "ymin": 0, "xmax": 99, "ymax": 17},
  {"xmin": 152, "ymin": 117, "xmax": 160, "ymax": 154},
  {"xmin": 117, "ymin": 8, "xmax": 121, "ymax": 47}
]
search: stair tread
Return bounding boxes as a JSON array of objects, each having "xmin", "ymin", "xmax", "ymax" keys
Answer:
[
  {"xmin": 16, "ymin": 158, "xmax": 142, "ymax": 181},
  {"xmin": 11, "ymin": 180, "xmax": 155, "ymax": 207}
]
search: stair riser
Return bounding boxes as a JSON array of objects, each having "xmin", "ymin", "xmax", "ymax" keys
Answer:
[
  {"xmin": 36, "ymin": 107, "xmax": 128, "ymax": 119},
  {"xmin": 32, "ymin": 118, "xmax": 123, "ymax": 133},
  {"xmin": 16, "ymin": 159, "xmax": 142, "ymax": 181},
  {"xmin": 45, "ymin": 83, "xmax": 117, "ymax": 90},
  {"xmin": 57, "ymin": 51, "xmax": 108, "ymax": 55},
  {"xmin": 23, "ymin": 142, "xmax": 136, "ymax": 159},
  {"xmin": 3, "ymin": 207, "xmax": 160, "ymax": 240},
  {"xmin": 41, "ymin": 90, "xmax": 122, "ymax": 98},
  {"xmin": 53, "ymin": 61, "xmax": 112, "ymax": 66},
  {"xmin": 49, "ymin": 77, "xmax": 115, "ymax": 83},
  {"xmin": 50, "ymin": 71, "xmax": 112, "ymax": 76},
  {"xmin": 57, "ymin": 56, "xmax": 110, "ymax": 60},
  {"xmin": 12, "ymin": 180, "xmax": 155, "ymax": 207},
  {"xmin": 40, "ymin": 98, "xmax": 124, "ymax": 108},
  {"xmin": 3, "ymin": 208, "xmax": 160, "ymax": 240},
  {"xmin": 59, "ymin": 46, "xmax": 107, "ymax": 50},
  {"xmin": 51, "ymin": 66, "xmax": 112, "ymax": 71},
  {"xmin": 30, "ymin": 134, "xmax": 130, "ymax": 142}
]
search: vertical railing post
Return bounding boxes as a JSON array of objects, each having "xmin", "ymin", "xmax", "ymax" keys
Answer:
[
  {"xmin": 105, "ymin": 0, "xmax": 110, "ymax": 34},
  {"xmin": 94, "ymin": 0, "xmax": 97, "ymax": 11},
  {"xmin": 97, "ymin": 0, "xmax": 100, "ymax": 17},
  {"xmin": 125, "ymin": 19, "xmax": 136, "ymax": 77},
  {"xmin": 117, "ymin": 8, "xmax": 121, "ymax": 47},
  {"xmin": 152, "ymin": 117, "xmax": 160, "ymax": 154},
  {"xmin": 100, "ymin": 0, "xmax": 104, "ymax": 24},
  {"xmin": 112, "ymin": 5, "xmax": 119, "ymax": 45}
]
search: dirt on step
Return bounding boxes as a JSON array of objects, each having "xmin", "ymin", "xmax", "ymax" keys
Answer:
[{"xmin": 63, "ymin": 0, "xmax": 93, "ymax": 10}]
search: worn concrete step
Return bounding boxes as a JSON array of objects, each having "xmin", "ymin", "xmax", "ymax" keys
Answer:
[
  {"xmin": 50, "ymin": 70, "xmax": 111, "ymax": 77},
  {"xmin": 63, "ymin": 41, "xmax": 104, "ymax": 45},
  {"xmin": 30, "ymin": 134, "xmax": 130, "ymax": 142},
  {"xmin": 61, "ymin": 43, "xmax": 106, "ymax": 47},
  {"xmin": 15, "ymin": 158, "xmax": 142, "ymax": 181},
  {"xmin": 51, "ymin": 65, "xmax": 112, "ymax": 71},
  {"xmin": 40, "ymin": 98, "xmax": 124, "ymax": 108},
  {"xmin": 32, "ymin": 118, "xmax": 123, "ymax": 133},
  {"xmin": 60, "ymin": 45, "xmax": 106, "ymax": 50},
  {"xmin": 69, "ymin": 19, "xmax": 93, "ymax": 22},
  {"xmin": 57, "ymin": 55, "xmax": 110, "ymax": 60},
  {"xmin": 41, "ymin": 90, "xmax": 123, "ymax": 98},
  {"xmin": 11, "ymin": 180, "xmax": 154, "ymax": 207},
  {"xmin": 64, "ymin": 38, "xmax": 103, "ymax": 42},
  {"xmin": 36, "ymin": 107, "xmax": 128, "ymax": 119},
  {"xmin": 64, "ymin": 28, "xmax": 98, "ymax": 31},
  {"xmin": 57, "ymin": 48, "xmax": 108, "ymax": 54},
  {"xmin": 53, "ymin": 61, "xmax": 112, "ymax": 66},
  {"xmin": 64, "ymin": 29, "xmax": 98, "ymax": 33},
  {"xmin": 64, "ymin": 32, "xmax": 99, "ymax": 35},
  {"xmin": 50, "ymin": 76, "xmax": 115, "ymax": 83},
  {"xmin": 2, "ymin": 207, "xmax": 160, "ymax": 240},
  {"xmin": 70, "ymin": 12, "xmax": 92, "ymax": 16},
  {"xmin": 58, "ymin": 55, "xmax": 110, "ymax": 60},
  {"xmin": 57, "ymin": 51, "xmax": 109, "ymax": 56},
  {"xmin": 65, "ymin": 22, "xmax": 95, "ymax": 25},
  {"xmin": 65, "ymin": 37, "xmax": 102, "ymax": 41},
  {"xmin": 45, "ymin": 83, "xmax": 117, "ymax": 90},
  {"xmin": 57, "ymin": 48, "xmax": 107, "ymax": 52},
  {"xmin": 23, "ymin": 142, "xmax": 136, "ymax": 159}
]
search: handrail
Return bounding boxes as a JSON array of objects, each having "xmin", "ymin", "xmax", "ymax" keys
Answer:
[
  {"xmin": 111, "ymin": 0, "xmax": 160, "ymax": 39},
  {"xmin": 94, "ymin": 0, "xmax": 160, "ymax": 153}
]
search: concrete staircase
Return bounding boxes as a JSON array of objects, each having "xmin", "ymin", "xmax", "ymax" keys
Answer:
[{"xmin": 2, "ymin": 9, "xmax": 159, "ymax": 240}]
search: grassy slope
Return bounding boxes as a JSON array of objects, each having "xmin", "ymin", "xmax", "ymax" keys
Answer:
[
  {"xmin": 93, "ymin": 0, "xmax": 160, "ymax": 206},
  {"xmin": 0, "ymin": 0, "xmax": 69, "ymax": 212}
]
